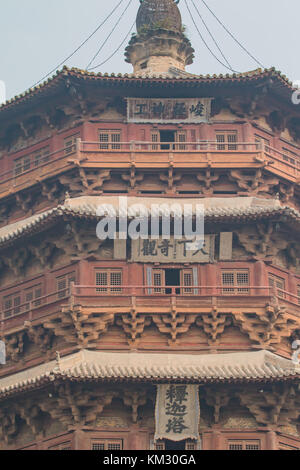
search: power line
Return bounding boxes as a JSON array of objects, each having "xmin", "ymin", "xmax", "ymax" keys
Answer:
[
  {"xmin": 184, "ymin": 0, "xmax": 239, "ymax": 73},
  {"xmin": 86, "ymin": 0, "xmax": 134, "ymax": 70},
  {"xmin": 190, "ymin": 0, "xmax": 232, "ymax": 70},
  {"xmin": 198, "ymin": 0, "xmax": 265, "ymax": 69},
  {"xmin": 29, "ymin": 0, "xmax": 126, "ymax": 89},
  {"xmin": 88, "ymin": 21, "xmax": 136, "ymax": 71}
]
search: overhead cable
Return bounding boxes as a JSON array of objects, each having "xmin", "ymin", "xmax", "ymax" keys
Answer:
[
  {"xmin": 88, "ymin": 21, "xmax": 136, "ymax": 71},
  {"xmin": 184, "ymin": 0, "xmax": 240, "ymax": 73},
  {"xmin": 190, "ymin": 0, "xmax": 233, "ymax": 70},
  {"xmin": 199, "ymin": 0, "xmax": 265, "ymax": 68},
  {"xmin": 86, "ymin": 0, "xmax": 134, "ymax": 70},
  {"xmin": 29, "ymin": 0, "xmax": 126, "ymax": 89}
]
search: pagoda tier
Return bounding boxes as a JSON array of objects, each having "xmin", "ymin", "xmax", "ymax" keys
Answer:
[{"xmin": 0, "ymin": 2, "xmax": 299, "ymax": 451}]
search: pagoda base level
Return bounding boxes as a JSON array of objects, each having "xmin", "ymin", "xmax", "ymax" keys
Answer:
[{"xmin": 1, "ymin": 381, "xmax": 299, "ymax": 450}]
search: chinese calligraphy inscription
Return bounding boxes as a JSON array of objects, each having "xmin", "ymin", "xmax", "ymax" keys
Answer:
[
  {"xmin": 155, "ymin": 384, "xmax": 200, "ymax": 442},
  {"xmin": 132, "ymin": 235, "xmax": 215, "ymax": 263},
  {"xmin": 127, "ymin": 98, "xmax": 212, "ymax": 123}
]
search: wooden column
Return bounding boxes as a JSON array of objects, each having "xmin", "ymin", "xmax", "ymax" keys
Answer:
[
  {"xmin": 73, "ymin": 429, "xmax": 88, "ymax": 450},
  {"xmin": 211, "ymin": 429, "xmax": 223, "ymax": 450},
  {"xmin": 205, "ymin": 264, "xmax": 218, "ymax": 296},
  {"xmin": 127, "ymin": 426, "xmax": 147, "ymax": 450},
  {"xmin": 254, "ymin": 260, "xmax": 268, "ymax": 296},
  {"xmin": 266, "ymin": 430, "xmax": 277, "ymax": 450}
]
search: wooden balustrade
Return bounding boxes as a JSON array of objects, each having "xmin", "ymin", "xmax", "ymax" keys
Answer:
[
  {"xmin": 1, "ymin": 284, "xmax": 299, "ymax": 328},
  {"xmin": 0, "ymin": 141, "xmax": 299, "ymax": 198}
]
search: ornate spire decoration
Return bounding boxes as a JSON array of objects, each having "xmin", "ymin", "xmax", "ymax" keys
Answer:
[{"xmin": 125, "ymin": 0, "xmax": 194, "ymax": 76}]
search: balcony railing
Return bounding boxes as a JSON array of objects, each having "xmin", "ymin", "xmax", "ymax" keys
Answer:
[
  {"xmin": 73, "ymin": 284, "xmax": 268, "ymax": 296},
  {"xmin": 81, "ymin": 141, "xmax": 260, "ymax": 152},
  {"xmin": 72, "ymin": 284, "xmax": 300, "ymax": 303},
  {"xmin": 1, "ymin": 284, "xmax": 299, "ymax": 327},
  {"xmin": 0, "ymin": 287, "xmax": 71, "ymax": 326},
  {"xmin": 0, "ymin": 140, "xmax": 299, "ymax": 197}
]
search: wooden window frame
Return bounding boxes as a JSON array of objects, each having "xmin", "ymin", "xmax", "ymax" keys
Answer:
[
  {"xmin": 216, "ymin": 131, "xmax": 237, "ymax": 151},
  {"xmin": 221, "ymin": 269, "xmax": 250, "ymax": 295},
  {"xmin": 3, "ymin": 292, "xmax": 22, "ymax": 318},
  {"xmin": 151, "ymin": 130, "xmax": 160, "ymax": 150},
  {"xmin": 14, "ymin": 155, "xmax": 31, "ymax": 176},
  {"xmin": 255, "ymin": 134, "xmax": 271, "ymax": 152},
  {"xmin": 33, "ymin": 146, "xmax": 50, "ymax": 167},
  {"xmin": 95, "ymin": 269, "xmax": 123, "ymax": 294},
  {"xmin": 175, "ymin": 130, "xmax": 187, "ymax": 150},
  {"xmin": 24, "ymin": 284, "xmax": 43, "ymax": 311},
  {"xmin": 228, "ymin": 439, "xmax": 261, "ymax": 450},
  {"xmin": 151, "ymin": 130, "xmax": 187, "ymax": 151},
  {"xmin": 91, "ymin": 439, "xmax": 123, "ymax": 451},
  {"xmin": 150, "ymin": 268, "xmax": 196, "ymax": 295},
  {"xmin": 268, "ymin": 273, "xmax": 285, "ymax": 299},
  {"xmin": 64, "ymin": 134, "xmax": 80, "ymax": 155},
  {"xmin": 181, "ymin": 268, "xmax": 193, "ymax": 294},
  {"xmin": 56, "ymin": 272, "xmax": 76, "ymax": 299},
  {"xmin": 282, "ymin": 147, "xmax": 299, "ymax": 166},
  {"xmin": 14, "ymin": 146, "xmax": 50, "ymax": 176},
  {"xmin": 99, "ymin": 129, "xmax": 121, "ymax": 150}
]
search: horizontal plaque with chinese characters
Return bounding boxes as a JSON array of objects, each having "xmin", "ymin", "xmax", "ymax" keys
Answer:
[
  {"xmin": 155, "ymin": 384, "xmax": 200, "ymax": 442},
  {"xmin": 131, "ymin": 235, "xmax": 215, "ymax": 263},
  {"xmin": 127, "ymin": 98, "xmax": 212, "ymax": 123}
]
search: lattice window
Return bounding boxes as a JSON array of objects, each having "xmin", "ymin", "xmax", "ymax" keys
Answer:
[
  {"xmin": 24, "ymin": 284, "xmax": 43, "ymax": 311},
  {"xmin": 151, "ymin": 269, "xmax": 196, "ymax": 295},
  {"xmin": 64, "ymin": 134, "xmax": 80, "ymax": 155},
  {"xmin": 14, "ymin": 147, "xmax": 50, "ymax": 175},
  {"xmin": 255, "ymin": 134, "xmax": 270, "ymax": 152},
  {"xmin": 92, "ymin": 440, "xmax": 123, "ymax": 451},
  {"xmin": 236, "ymin": 272, "xmax": 250, "ymax": 293},
  {"xmin": 176, "ymin": 131, "xmax": 187, "ymax": 150},
  {"xmin": 96, "ymin": 270, "xmax": 122, "ymax": 294},
  {"xmin": 151, "ymin": 130, "xmax": 160, "ymax": 150},
  {"xmin": 3, "ymin": 293, "xmax": 21, "ymax": 318},
  {"xmin": 152, "ymin": 269, "xmax": 164, "ymax": 294},
  {"xmin": 282, "ymin": 147, "xmax": 298, "ymax": 166},
  {"xmin": 99, "ymin": 130, "xmax": 121, "ymax": 150},
  {"xmin": 185, "ymin": 440, "xmax": 197, "ymax": 450},
  {"xmin": 33, "ymin": 146, "xmax": 50, "ymax": 167},
  {"xmin": 268, "ymin": 274, "xmax": 285, "ymax": 299},
  {"xmin": 154, "ymin": 441, "xmax": 165, "ymax": 450},
  {"xmin": 216, "ymin": 131, "xmax": 237, "ymax": 150},
  {"xmin": 57, "ymin": 273, "xmax": 76, "ymax": 299},
  {"xmin": 222, "ymin": 270, "xmax": 249, "ymax": 295},
  {"xmin": 228, "ymin": 440, "xmax": 260, "ymax": 450},
  {"xmin": 182, "ymin": 269, "xmax": 193, "ymax": 294},
  {"xmin": 190, "ymin": 129, "xmax": 196, "ymax": 142},
  {"xmin": 14, "ymin": 156, "xmax": 31, "ymax": 175}
]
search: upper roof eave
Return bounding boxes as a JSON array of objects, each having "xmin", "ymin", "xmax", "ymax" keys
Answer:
[
  {"xmin": 0, "ymin": 197, "xmax": 299, "ymax": 250},
  {"xmin": 0, "ymin": 66, "xmax": 297, "ymax": 117},
  {"xmin": 0, "ymin": 349, "xmax": 299, "ymax": 400}
]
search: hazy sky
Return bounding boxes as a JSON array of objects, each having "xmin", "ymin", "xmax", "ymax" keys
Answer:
[{"xmin": 0, "ymin": 0, "xmax": 298, "ymax": 101}]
